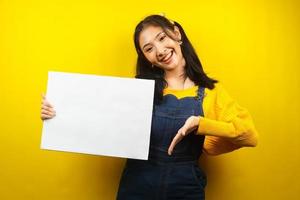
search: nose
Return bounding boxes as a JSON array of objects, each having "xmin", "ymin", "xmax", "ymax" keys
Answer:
[{"xmin": 156, "ymin": 45, "xmax": 167, "ymax": 59}]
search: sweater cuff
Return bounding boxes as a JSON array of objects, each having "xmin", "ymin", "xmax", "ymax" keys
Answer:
[
  {"xmin": 197, "ymin": 117, "xmax": 211, "ymax": 135},
  {"xmin": 196, "ymin": 116, "xmax": 235, "ymax": 138}
]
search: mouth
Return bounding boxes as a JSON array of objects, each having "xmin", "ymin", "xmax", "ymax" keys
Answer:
[{"xmin": 160, "ymin": 50, "xmax": 173, "ymax": 64}]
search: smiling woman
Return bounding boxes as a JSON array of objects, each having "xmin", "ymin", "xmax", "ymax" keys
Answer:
[{"xmin": 116, "ymin": 14, "xmax": 259, "ymax": 200}]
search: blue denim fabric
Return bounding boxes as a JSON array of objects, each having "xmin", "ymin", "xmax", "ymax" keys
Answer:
[{"xmin": 117, "ymin": 87, "xmax": 207, "ymax": 200}]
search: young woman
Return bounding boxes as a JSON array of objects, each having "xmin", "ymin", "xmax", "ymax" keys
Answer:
[{"xmin": 41, "ymin": 15, "xmax": 258, "ymax": 200}]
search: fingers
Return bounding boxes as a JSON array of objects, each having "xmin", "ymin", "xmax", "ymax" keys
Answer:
[
  {"xmin": 41, "ymin": 104, "xmax": 55, "ymax": 114},
  {"xmin": 180, "ymin": 126, "xmax": 187, "ymax": 136},
  {"xmin": 41, "ymin": 108, "xmax": 56, "ymax": 118},
  {"xmin": 41, "ymin": 113, "xmax": 54, "ymax": 120},
  {"xmin": 41, "ymin": 109, "xmax": 56, "ymax": 116},
  {"xmin": 41, "ymin": 105, "xmax": 55, "ymax": 112},
  {"xmin": 41, "ymin": 93, "xmax": 56, "ymax": 120},
  {"xmin": 41, "ymin": 110, "xmax": 56, "ymax": 119},
  {"xmin": 168, "ymin": 128, "xmax": 185, "ymax": 156}
]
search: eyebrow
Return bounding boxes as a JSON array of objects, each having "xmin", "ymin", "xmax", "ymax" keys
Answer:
[{"xmin": 142, "ymin": 31, "xmax": 164, "ymax": 50}]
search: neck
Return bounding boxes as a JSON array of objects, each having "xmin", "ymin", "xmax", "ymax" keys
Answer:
[
  {"xmin": 164, "ymin": 58, "xmax": 189, "ymax": 89},
  {"xmin": 164, "ymin": 58, "xmax": 186, "ymax": 80}
]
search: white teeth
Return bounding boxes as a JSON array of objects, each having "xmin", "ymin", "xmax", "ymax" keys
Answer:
[{"xmin": 162, "ymin": 51, "xmax": 172, "ymax": 62}]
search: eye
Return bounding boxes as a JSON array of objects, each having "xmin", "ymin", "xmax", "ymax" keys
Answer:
[
  {"xmin": 145, "ymin": 47, "xmax": 153, "ymax": 52},
  {"xmin": 159, "ymin": 35, "xmax": 166, "ymax": 41}
]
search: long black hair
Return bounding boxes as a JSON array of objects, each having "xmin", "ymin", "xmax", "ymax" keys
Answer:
[{"xmin": 134, "ymin": 15, "xmax": 218, "ymax": 104}]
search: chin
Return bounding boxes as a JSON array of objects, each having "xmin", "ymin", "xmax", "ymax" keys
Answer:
[{"xmin": 163, "ymin": 64, "xmax": 178, "ymax": 71}]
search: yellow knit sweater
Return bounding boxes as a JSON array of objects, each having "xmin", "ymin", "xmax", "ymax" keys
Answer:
[{"xmin": 163, "ymin": 83, "xmax": 259, "ymax": 156}]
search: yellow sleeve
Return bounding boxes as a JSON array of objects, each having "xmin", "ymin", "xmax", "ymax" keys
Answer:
[
  {"xmin": 196, "ymin": 83, "xmax": 259, "ymax": 155},
  {"xmin": 202, "ymin": 136, "xmax": 242, "ymax": 155}
]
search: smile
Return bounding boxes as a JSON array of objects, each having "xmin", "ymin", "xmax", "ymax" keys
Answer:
[{"xmin": 160, "ymin": 51, "xmax": 173, "ymax": 64}]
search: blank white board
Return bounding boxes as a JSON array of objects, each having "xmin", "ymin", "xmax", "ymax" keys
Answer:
[{"xmin": 41, "ymin": 71, "xmax": 155, "ymax": 160}]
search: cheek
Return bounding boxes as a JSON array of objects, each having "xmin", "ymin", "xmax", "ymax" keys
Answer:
[
  {"xmin": 144, "ymin": 52, "xmax": 156, "ymax": 63},
  {"xmin": 174, "ymin": 44, "xmax": 183, "ymax": 57}
]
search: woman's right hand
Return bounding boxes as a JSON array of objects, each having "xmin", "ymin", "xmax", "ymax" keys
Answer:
[{"xmin": 41, "ymin": 94, "xmax": 56, "ymax": 120}]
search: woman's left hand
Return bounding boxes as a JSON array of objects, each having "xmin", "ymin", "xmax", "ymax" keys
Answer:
[{"xmin": 168, "ymin": 116, "xmax": 200, "ymax": 155}]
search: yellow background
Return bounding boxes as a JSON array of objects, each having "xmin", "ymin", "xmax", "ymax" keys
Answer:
[{"xmin": 1, "ymin": 0, "xmax": 299, "ymax": 199}]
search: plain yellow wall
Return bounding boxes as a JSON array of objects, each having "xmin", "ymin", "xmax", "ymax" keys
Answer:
[{"xmin": 1, "ymin": 0, "xmax": 299, "ymax": 199}]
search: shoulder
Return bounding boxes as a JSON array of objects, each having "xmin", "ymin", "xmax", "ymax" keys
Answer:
[
  {"xmin": 203, "ymin": 82, "xmax": 233, "ymax": 108},
  {"xmin": 203, "ymin": 82, "xmax": 225, "ymax": 98}
]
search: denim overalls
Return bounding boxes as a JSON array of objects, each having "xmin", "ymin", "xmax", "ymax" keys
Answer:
[{"xmin": 117, "ymin": 86, "xmax": 207, "ymax": 200}]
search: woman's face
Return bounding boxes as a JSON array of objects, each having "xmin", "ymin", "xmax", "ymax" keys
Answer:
[{"xmin": 138, "ymin": 25, "xmax": 184, "ymax": 71}]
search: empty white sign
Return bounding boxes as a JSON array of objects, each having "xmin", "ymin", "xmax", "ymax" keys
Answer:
[{"xmin": 41, "ymin": 71, "xmax": 155, "ymax": 160}]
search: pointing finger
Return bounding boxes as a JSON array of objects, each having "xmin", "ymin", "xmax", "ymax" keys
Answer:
[{"xmin": 168, "ymin": 131, "xmax": 184, "ymax": 155}]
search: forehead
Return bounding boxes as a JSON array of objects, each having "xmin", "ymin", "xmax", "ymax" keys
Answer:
[{"xmin": 139, "ymin": 25, "xmax": 164, "ymax": 47}]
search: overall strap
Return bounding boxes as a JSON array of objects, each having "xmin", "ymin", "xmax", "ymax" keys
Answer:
[{"xmin": 195, "ymin": 86, "xmax": 205, "ymax": 102}]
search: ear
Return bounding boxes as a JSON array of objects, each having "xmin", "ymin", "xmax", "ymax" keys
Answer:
[{"xmin": 173, "ymin": 26, "xmax": 182, "ymax": 41}]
